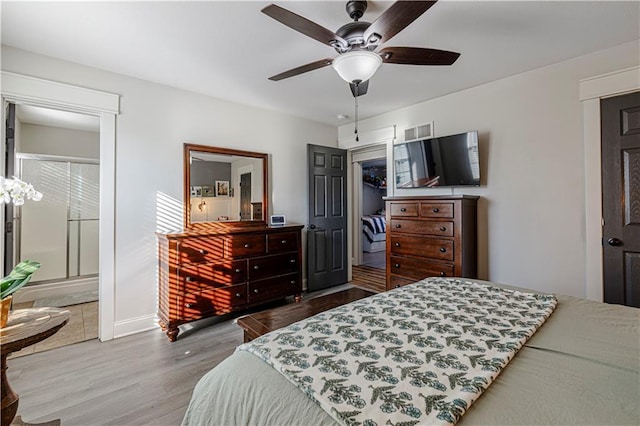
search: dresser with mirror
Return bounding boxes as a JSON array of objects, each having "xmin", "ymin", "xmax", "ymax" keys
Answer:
[{"xmin": 156, "ymin": 144, "xmax": 303, "ymax": 341}]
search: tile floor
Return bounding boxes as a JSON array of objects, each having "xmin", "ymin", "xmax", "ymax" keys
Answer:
[{"xmin": 9, "ymin": 301, "xmax": 98, "ymax": 358}]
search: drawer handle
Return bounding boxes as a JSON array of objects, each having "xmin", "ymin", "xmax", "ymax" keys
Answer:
[
  {"xmin": 185, "ymin": 303, "xmax": 195, "ymax": 308},
  {"xmin": 244, "ymin": 243, "xmax": 250, "ymax": 248},
  {"xmin": 440, "ymin": 226, "xmax": 447, "ymax": 232},
  {"xmin": 395, "ymin": 224, "xmax": 401, "ymax": 228},
  {"xmin": 290, "ymin": 259, "xmax": 296, "ymax": 263},
  {"xmin": 290, "ymin": 280, "xmax": 296, "ymax": 284},
  {"xmin": 394, "ymin": 242, "xmax": 400, "ymax": 247},
  {"xmin": 185, "ymin": 276, "xmax": 194, "ymax": 282},
  {"xmin": 198, "ymin": 249, "xmax": 208, "ymax": 255},
  {"xmin": 400, "ymin": 208, "xmax": 407, "ymax": 212},
  {"xmin": 440, "ymin": 272, "xmax": 446, "ymax": 277},
  {"xmin": 253, "ymin": 289, "xmax": 259, "ymax": 294},
  {"xmin": 440, "ymin": 247, "xmax": 447, "ymax": 253},
  {"xmin": 281, "ymin": 240, "xmax": 287, "ymax": 244},
  {"xmin": 433, "ymin": 208, "xmax": 439, "ymax": 213},
  {"xmin": 253, "ymin": 265, "xmax": 259, "ymax": 270},
  {"xmin": 235, "ymin": 292, "xmax": 242, "ymax": 298},
  {"xmin": 235, "ymin": 268, "xmax": 241, "ymax": 273},
  {"xmin": 394, "ymin": 263, "xmax": 400, "ymax": 268}
]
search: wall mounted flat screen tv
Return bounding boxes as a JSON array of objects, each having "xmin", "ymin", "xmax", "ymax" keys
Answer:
[{"xmin": 394, "ymin": 131, "xmax": 480, "ymax": 188}]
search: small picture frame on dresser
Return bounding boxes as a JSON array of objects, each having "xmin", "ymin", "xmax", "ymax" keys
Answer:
[
  {"xmin": 270, "ymin": 215, "xmax": 286, "ymax": 226},
  {"xmin": 190, "ymin": 186, "xmax": 202, "ymax": 197},
  {"xmin": 202, "ymin": 185, "xmax": 214, "ymax": 197}
]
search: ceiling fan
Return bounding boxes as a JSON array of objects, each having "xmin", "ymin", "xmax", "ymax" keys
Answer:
[{"xmin": 262, "ymin": 0, "xmax": 460, "ymax": 97}]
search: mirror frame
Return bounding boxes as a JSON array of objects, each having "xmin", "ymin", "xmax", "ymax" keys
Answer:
[{"xmin": 184, "ymin": 143, "xmax": 268, "ymax": 229}]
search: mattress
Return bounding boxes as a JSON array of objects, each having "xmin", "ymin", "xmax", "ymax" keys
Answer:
[{"xmin": 182, "ymin": 279, "xmax": 640, "ymax": 425}]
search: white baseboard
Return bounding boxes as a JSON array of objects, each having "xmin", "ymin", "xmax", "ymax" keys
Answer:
[
  {"xmin": 14, "ymin": 276, "xmax": 99, "ymax": 303},
  {"xmin": 113, "ymin": 314, "xmax": 157, "ymax": 339}
]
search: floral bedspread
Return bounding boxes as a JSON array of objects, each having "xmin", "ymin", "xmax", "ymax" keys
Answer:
[{"xmin": 237, "ymin": 278, "xmax": 557, "ymax": 426}]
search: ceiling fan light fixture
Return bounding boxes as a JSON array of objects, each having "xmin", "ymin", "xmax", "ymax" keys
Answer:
[{"xmin": 332, "ymin": 50, "xmax": 382, "ymax": 83}]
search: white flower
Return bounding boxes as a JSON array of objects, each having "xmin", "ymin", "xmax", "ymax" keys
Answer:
[{"xmin": 0, "ymin": 176, "xmax": 43, "ymax": 205}]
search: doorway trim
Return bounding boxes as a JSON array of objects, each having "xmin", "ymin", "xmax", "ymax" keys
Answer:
[
  {"xmin": 1, "ymin": 71, "xmax": 119, "ymax": 341},
  {"xmin": 340, "ymin": 126, "xmax": 396, "ymax": 280},
  {"xmin": 579, "ymin": 66, "xmax": 639, "ymax": 302}
]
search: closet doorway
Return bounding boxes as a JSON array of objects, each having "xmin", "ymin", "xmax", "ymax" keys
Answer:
[
  {"xmin": 360, "ymin": 159, "xmax": 387, "ymax": 269},
  {"xmin": 351, "ymin": 144, "xmax": 387, "ymax": 271},
  {"xmin": 7, "ymin": 104, "xmax": 100, "ymax": 354}
]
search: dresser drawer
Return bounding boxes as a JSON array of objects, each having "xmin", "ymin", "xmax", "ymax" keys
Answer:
[
  {"xmin": 390, "ymin": 255, "xmax": 454, "ymax": 280},
  {"xmin": 179, "ymin": 260, "xmax": 246, "ymax": 290},
  {"xmin": 389, "ymin": 202, "xmax": 419, "ymax": 217},
  {"xmin": 249, "ymin": 253, "xmax": 299, "ymax": 281},
  {"xmin": 389, "ymin": 275, "xmax": 417, "ymax": 289},
  {"xmin": 419, "ymin": 202, "xmax": 454, "ymax": 218},
  {"xmin": 390, "ymin": 219, "xmax": 454, "ymax": 237},
  {"xmin": 226, "ymin": 234, "xmax": 266, "ymax": 257},
  {"xmin": 247, "ymin": 273, "xmax": 300, "ymax": 304},
  {"xmin": 390, "ymin": 235, "xmax": 454, "ymax": 261},
  {"xmin": 182, "ymin": 283, "xmax": 247, "ymax": 319},
  {"xmin": 176, "ymin": 238, "xmax": 225, "ymax": 264},
  {"xmin": 267, "ymin": 232, "xmax": 298, "ymax": 254}
]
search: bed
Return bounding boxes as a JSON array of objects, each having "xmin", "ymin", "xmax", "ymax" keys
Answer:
[
  {"xmin": 362, "ymin": 215, "xmax": 386, "ymax": 252},
  {"xmin": 182, "ymin": 278, "xmax": 639, "ymax": 425}
]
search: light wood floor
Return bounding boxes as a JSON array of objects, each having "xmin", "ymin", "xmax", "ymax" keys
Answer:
[
  {"xmin": 7, "ymin": 268, "xmax": 386, "ymax": 425},
  {"xmin": 351, "ymin": 264, "xmax": 386, "ymax": 293}
]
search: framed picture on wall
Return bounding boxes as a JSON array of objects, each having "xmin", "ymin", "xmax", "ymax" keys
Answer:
[
  {"xmin": 202, "ymin": 185, "xmax": 214, "ymax": 197},
  {"xmin": 216, "ymin": 180, "xmax": 230, "ymax": 197}
]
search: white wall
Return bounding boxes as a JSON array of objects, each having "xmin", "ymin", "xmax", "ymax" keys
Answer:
[
  {"xmin": 1, "ymin": 45, "xmax": 337, "ymax": 335},
  {"xmin": 20, "ymin": 123, "xmax": 100, "ymax": 159},
  {"xmin": 340, "ymin": 40, "xmax": 640, "ymax": 298}
]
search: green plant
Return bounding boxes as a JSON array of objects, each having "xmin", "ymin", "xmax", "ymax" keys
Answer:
[{"xmin": 1, "ymin": 260, "xmax": 41, "ymax": 300}]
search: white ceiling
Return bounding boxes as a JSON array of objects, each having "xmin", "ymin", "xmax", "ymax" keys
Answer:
[
  {"xmin": 2, "ymin": 1, "xmax": 638, "ymax": 127},
  {"xmin": 16, "ymin": 105, "xmax": 100, "ymax": 132}
]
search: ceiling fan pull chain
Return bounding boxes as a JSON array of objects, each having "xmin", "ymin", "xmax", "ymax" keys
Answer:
[{"xmin": 354, "ymin": 87, "xmax": 359, "ymax": 142}]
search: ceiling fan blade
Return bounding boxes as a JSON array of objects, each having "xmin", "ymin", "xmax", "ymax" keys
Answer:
[
  {"xmin": 363, "ymin": 1, "xmax": 438, "ymax": 46},
  {"xmin": 349, "ymin": 79, "xmax": 369, "ymax": 97},
  {"xmin": 268, "ymin": 58, "xmax": 334, "ymax": 81},
  {"xmin": 379, "ymin": 47, "xmax": 460, "ymax": 65},
  {"xmin": 262, "ymin": 4, "xmax": 348, "ymax": 49}
]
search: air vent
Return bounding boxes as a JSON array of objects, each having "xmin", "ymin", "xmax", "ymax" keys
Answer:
[{"xmin": 403, "ymin": 122, "xmax": 433, "ymax": 142}]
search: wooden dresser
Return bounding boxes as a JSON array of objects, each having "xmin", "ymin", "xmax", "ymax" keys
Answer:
[
  {"xmin": 156, "ymin": 223, "xmax": 303, "ymax": 341},
  {"xmin": 385, "ymin": 195, "xmax": 479, "ymax": 290}
]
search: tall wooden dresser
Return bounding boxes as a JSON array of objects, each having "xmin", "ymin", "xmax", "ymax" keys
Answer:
[
  {"xmin": 157, "ymin": 223, "xmax": 303, "ymax": 341},
  {"xmin": 385, "ymin": 195, "xmax": 478, "ymax": 290}
]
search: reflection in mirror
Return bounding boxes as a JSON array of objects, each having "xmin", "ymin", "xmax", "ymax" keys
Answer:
[{"xmin": 184, "ymin": 144, "xmax": 267, "ymax": 228}]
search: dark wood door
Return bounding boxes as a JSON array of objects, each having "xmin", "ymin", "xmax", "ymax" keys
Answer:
[
  {"xmin": 3, "ymin": 103, "xmax": 16, "ymax": 274},
  {"xmin": 307, "ymin": 144, "xmax": 348, "ymax": 291},
  {"xmin": 601, "ymin": 91, "xmax": 640, "ymax": 307},
  {"xmin": 240, "ymin": 172, "xmax": 251, "ymax": 220}
]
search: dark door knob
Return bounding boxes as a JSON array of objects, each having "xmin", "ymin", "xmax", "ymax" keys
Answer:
[
  {"xmin": 309, "ymin": 224, "xmax": 316, "ymax": 229},
  {"xmin": 607, "ymin": 238, "xmax": 623, "ymax": 246}
]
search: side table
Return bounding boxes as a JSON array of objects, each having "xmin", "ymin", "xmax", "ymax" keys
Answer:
[{"xmin": 1, "ymin": 308, "xmax": 70, "ymax": 426}]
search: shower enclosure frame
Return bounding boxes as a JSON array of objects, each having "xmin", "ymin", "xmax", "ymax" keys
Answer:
[{"xmin": 14, "ymin": 153, "xmax": 100, "ymax": 284}]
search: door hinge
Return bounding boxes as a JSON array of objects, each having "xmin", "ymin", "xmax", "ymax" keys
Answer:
[{"xmin": 5, "ymin": 222, "xmax": 12, "ymax": 233}]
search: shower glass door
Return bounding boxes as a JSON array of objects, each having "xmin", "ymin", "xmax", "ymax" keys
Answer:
[{"xmin": 19, "ymin": 157, "xmax": 100, "ymax": 283}]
